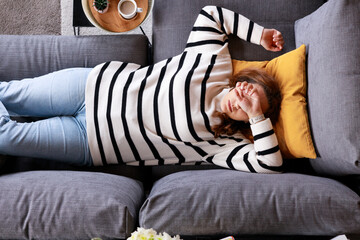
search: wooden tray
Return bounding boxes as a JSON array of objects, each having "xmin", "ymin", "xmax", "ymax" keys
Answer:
[{"xmin": 87, "ymin": 0, "xmax": 148, "ymax": 32}]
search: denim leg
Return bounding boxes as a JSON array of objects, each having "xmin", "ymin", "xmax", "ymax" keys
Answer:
[
  {"xmin": 0, "ymin": 101, "xmax": 92, "ymax": 166},
  {"xmin": 0, "ymin": 68, "xmax": 92, "ymax": 117},
  {"xmin": 0, "ymin": 68, "xmax": 93, "ymax": 166}
]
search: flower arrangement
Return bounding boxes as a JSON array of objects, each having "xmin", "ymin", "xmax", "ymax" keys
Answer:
[
  {"xmin": 128, "ymin": 228, "xmax": 182, "ymax": 240},
  {"xmin": 91, "ymin": 228, "xmax": 182, "ymax": 240}
]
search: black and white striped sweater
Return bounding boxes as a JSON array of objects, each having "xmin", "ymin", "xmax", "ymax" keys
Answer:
[{"xmin": 85, "ymin": 6, "xmax": 283, "ymax": 173}]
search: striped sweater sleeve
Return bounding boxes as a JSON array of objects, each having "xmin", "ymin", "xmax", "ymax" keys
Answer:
[
  {"xmin": 208, "ymin": 119, "xmax": 283, "ymax": 174},
  {"xmin": 185, "ymin": 6, "xmax": 264, "ymax": 54}
]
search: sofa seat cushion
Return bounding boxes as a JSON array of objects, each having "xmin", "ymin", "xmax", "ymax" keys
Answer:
[
  {"xmin": 152, "ymin": 0, "xmax": 325, "ymax": 63},
  {"xmin": 0, "ymin": 171, "xmax": 144, "ymax": 239},
  {"xmin": 139, "ymin": 170, "xmax": 360, "ymax": 236},
  {"xmin": 295, "ymin": 0, "xmax": 360, "ymax": 175}
]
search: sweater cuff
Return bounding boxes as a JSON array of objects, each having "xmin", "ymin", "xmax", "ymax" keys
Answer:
[
  {"xmin": 251, "ymin": 24, "xmax": 264, "ymax": 45},
  {"xmin": 250, "ymin": 118, "xmax": 273, "ymax": 136}
]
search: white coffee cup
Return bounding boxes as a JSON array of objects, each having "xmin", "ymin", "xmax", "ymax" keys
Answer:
[{"xmin": 118, "ymin": 0, "xmax": 143, "ymax": 20}]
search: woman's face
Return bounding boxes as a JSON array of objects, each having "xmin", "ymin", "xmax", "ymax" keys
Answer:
[{"xmin": 220, "ymin": 82, "xmax": 269, "ymax": 121}]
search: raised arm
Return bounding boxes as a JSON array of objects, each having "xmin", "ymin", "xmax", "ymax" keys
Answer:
[
  {"xmin": 185, "ymin": 6, "xmax": 284, "ymax": 55},
  {"xmin": 185, "ymin": 6, "xmax": 263, "ymax": 55}
]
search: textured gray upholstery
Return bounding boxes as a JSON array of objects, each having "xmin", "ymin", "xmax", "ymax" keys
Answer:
[
  {"xmin": 140, "ymin": 170, "xmax": 360, "ymax": 236},
  {"xmin": 0, "ymin": 171, "xmax": 144, "ymax": 239},
  {"xmin": 295, "ymin": 0, "xmax": 360, "ymax": 176},
  {"xmin": 0, "ymin": 35, "xmax": 149, "ymax": 81},
  {"xmin": 152, "ymin": 0, "xmax": 325, "ymax": 63}
]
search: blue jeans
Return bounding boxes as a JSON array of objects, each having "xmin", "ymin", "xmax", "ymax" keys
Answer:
[{"xmin": 0, "ymin": 68, "xmax": 93, "ymax": 166}]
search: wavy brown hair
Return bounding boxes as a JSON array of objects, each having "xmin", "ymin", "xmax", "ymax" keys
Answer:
[{"xmin": 212, "ymin": 68, "xmax": 281, "ymax": 138}]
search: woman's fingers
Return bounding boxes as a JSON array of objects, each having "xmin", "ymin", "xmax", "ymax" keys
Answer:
[
  {"xmin": 235, "ymin": 88, "xmax": 242, "ymax": 99},
  {"xmin": 248, "ymin": 87, "xmax": 255, "ymax": 96},
  {"xmin": 236, "ymin": 82, "xmax": 254, "ymax": 95},
  {"xmin": 234, "ymin": 82, "xmax": 258, "ymax": 100},
  {"xmin": 273, "ymin": 30, "xmax": 283, "ymax": 40},
  {"xmin": 246, "ymin": 84, "xmax": 253, "ymax": 94},
  {"xmin": 272, "ymin": 30, "xmax": 284, "ymax": 50},
  {"xmin": 261, "ymin": 28, "xmax": 285, "ymax": 52},
  {"xmin": 239, "ymin": 81, "xmax": 247, "ymax": 90}
]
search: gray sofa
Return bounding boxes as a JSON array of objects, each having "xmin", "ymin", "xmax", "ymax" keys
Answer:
[{"xmin": 0, "ymin": 0, "xmax": 359, "ymax": 239}]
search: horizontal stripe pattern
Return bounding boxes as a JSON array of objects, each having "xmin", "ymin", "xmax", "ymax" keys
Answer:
[
  {"xmin": 253, "ymin": 129, "xmax": 275, "ymax": 141},
  {"xmin": 186, "ymin": 39, "xmax": 228, "ymax": 48},
  {"xmin": 186, "ymin": 6, "xmax": 264, "ymax": 54},
  {"xmin": 86, "ymin": 53, "xmax": 237, "ymax": 166},
  {"xmin": 85, "ymin": 6, "xmax": 281, "ymax": 173},
  {"xmin": 258, "ymin": 145, "xmax": 280, "ymax": 156},
  {"xmin": 246, "ymin": 21, "xmax": 254, "ymax": 42},
  {"xmin": 93, "ymin": 62, "xmax": 111, "ymax": 166},
  {"xmin": 200, "ymin": 9, "xmax": 215, "ymax": 22},
  {"xmin": 192, "ymin": 26, "xmax": 223, "ymax": 35}
]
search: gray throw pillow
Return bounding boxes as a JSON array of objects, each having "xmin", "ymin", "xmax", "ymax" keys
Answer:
[
  {"xmin": 0, "ymin": 171, "xmax": 144, "ymax": 239},
  {"xmin": 139, "ymin": 170, "xmax": 360, "ymax": 236},
  {"xmin": 295, "ymin": 0, "xmax": 360, "ymax": 175}
]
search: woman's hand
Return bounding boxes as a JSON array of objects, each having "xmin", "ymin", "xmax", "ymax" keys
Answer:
[
  {"xmin": 260, "ymin": 28, "xmax": 284, "ymax": 52},
  {"xmin": 233, "ymin": 82, "xmax": 263, "ymax": 119}
]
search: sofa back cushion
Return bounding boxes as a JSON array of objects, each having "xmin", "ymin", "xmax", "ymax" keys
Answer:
[
  {"xmin": 152, "ymin": 0, "xmax": 325, "ymax": 63},
  {"xmin": 0, "ymin": 35, "xmax": 149, "ymax": 81},
  {"xmin": 295, "ymin": 0, "xmax": 360, "ymax": 176}
]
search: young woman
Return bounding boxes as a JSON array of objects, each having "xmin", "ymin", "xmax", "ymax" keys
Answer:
[{"xmin": 0, "ymin": 6, "xmax": 284, "ymax": 173}]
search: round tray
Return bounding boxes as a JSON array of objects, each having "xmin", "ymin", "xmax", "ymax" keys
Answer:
[{"xmin": 82, "ymin": 0, "xmax": 151, "ymax": 33}]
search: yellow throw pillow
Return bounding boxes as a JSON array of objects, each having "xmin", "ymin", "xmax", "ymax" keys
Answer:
[{"xmin": 232, "ymin": 44, "xmax": 316, "ymax": 159}]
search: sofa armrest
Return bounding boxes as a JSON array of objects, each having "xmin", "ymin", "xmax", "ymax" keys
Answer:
[{"xmin": 295, "ymin": 0, "xmax": 360, "ymax": 176}]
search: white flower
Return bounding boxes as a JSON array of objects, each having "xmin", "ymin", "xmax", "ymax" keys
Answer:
[{"xmin": 128, "ymin": 228, "xmax": 181, "ymax": 240}]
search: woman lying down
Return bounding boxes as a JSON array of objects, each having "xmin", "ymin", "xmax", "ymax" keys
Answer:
[{"xmin": 0, "ymin": 6, "xmax": 284, "ymax": 173}]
